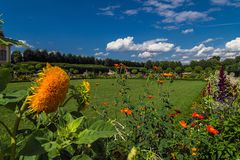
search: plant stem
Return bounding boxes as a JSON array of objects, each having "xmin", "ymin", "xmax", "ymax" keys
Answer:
[
  {"xmin": 10, "ymin": 99, "xmax": 28, "ymax": 160},
  {"xmin": 0, "ymin": 120, "xmax": 13, "ymax": 137},
  {"xmin": 61, "ymin": 95, "xmax": 73, "ymax": 107}
]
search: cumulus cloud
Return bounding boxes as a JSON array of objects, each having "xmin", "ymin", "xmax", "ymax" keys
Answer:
[
  {"xmin": 225, "ymin": 37, "xmax": 240, "ymax": 50},
  {"xmin": 106, "ymin": 36, "xmax": 174, "ymax": 52},
  {"xmin": 138, "ymin": 51, "xmax": 157, "ymax": 59},
  {"xmin": 176, "ymin": 44, "xmax": 215, "ymax": 58},
  {"xmin": 181, "ymin": 28, "xmax": 194, "ymax": 34},
  {"xmin": 131, "ymin": 54, "xmax": 136, "ymax": 57}
]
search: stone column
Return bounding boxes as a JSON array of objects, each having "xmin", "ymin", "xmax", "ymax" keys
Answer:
[{"xmin": 7, "ymin": 45, "xmax": 11, "ymax": 63}]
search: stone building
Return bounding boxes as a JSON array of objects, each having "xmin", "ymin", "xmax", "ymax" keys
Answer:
[{"xmin": 0, "ymin": 31, "xmax": 12, "ymax": 63}]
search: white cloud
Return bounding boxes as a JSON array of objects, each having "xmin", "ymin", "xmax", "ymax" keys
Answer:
[
  {"xmin": 16, "ymin": 40, "xmax": 34, "ymax": 48},
  {"xmin": 131, "ymin": 54, "xmax": 136, "ymax": 57},
  {"xmin": 211, "ymin": 0, "xmax": 229, "ymax": 5},
  {"xmin": 225, "ymin": 37, "xmax": 240, "ymax": 50},
  {"xmin": 106, "ymin": 36, "xmax": 174, "ymax": 52},
  {"xmin": 162, "ymin": 11, "xmax": 213, "ymax": 23},
  {"xmin": 94, "ymin": 52, "xmax": 109, "ymax": 57},
  {"xmin": 211, "ymin": 0, "xmax": 240, "ymax": 7},
  {"xmin": 163, "ymin": 25, "xmax": 179, "ymax": 30},
  {"xmin": 202, "ymin": 38, "xmax": 214, "ymax": 44},
  {"xmin": 181, "ymin": 28, "xmax": 194, "ymax": 34},
  {"xmin": 176, "ymin": 44, "xmax": 215, "ymax": 58},
  {"xmin": 138, "ymin": 51, "xmax": 157, "ymax": 59},
  {"xmin": 94, "ymin": 48, "xmax": 99, "ymax": 51},
  {"xmin": 98, "ymin": 5, "xmax": 120, "ymax": 16},
  {"xmin": 124, "ymin": 9, "xmax": 139, "ymax": 15}
]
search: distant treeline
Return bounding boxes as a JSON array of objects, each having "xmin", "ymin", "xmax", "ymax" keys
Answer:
[{"xmin": 10, "ymin": 49, "xmax": 240, "ymax": 76}]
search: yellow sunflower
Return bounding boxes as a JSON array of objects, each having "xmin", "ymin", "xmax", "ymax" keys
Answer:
[
  {"xmin": 27, "ymin": 64, "xmax": 70, "ymax": 113},
  {"xmin": 83, "ymin": 80, "xmax": 90, "ymax": 93}
]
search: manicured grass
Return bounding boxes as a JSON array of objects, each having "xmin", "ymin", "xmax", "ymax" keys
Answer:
[{"xmin": 0, "ymin": 79, "xmax": 206, "ymax": 144}]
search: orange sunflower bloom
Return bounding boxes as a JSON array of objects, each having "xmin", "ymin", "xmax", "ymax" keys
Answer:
[
  {"xmin": 27, "ymin": 64, "xmax": 70, "ymax": 113},
  {"xmin": 179, "ymin": 120, "xmax": 188, "ymax": 128},
  {"xmin": 206, "ymin": 125, "xmax": 219, "ymax": 135}
]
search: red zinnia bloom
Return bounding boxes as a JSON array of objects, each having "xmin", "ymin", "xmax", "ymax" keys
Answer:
[{"xmin": 206, "ymin": 125, "xmax": 219, "ymax": 135}]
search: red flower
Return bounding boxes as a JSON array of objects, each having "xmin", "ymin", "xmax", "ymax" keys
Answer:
[
  {"xmin": 192, "ymin": 112, "xmax": 204, "ymax": 119},
  {"xmin": 206, "ymin": 125, "xmax": 219, "ymax": 135},
  {"xmin": 179, "ymin": 120, "xmax": 187, "ymax": 128},
  {"xmin": 169, "ymin": 113, "xmax": 177, "ymax": 117},
  {"xmin": 197, "ymin": 114, "xmax": 204, "ymax": 119},
  {"xmin": 191, "ymin": 122, "xmax": 195, "ymax": 127}
]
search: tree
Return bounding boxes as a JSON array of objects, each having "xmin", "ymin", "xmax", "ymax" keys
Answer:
[
  {"xmin": 131, "ymin": 69, "xmax": 138, "ymax": 74},
  {"xmin": 184, "ymin": 67, "xmax": 192, "ymax": 72},
  {"xmin": 11, "ymin": 50, "xmax": 22, "ymax": 63},
  {"xmin": 194, "ymin": 66, "xmax": 203, "ymax": 74},
  {"xmin": 175, "ymin": 66, "xmax": 183, "ymax": 74}
]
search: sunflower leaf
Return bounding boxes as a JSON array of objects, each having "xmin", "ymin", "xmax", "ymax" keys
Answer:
[{"xmin": 75, "ymin": 120, "xmax": 116, "ymax": 145}]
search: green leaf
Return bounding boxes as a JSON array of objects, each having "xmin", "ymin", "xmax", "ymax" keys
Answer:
[
  {"xmin": 71, "ymin": 154, "xmax": 92, "ymax": 160},
  {"xmin": 0, "ymin": 68, "xmax": 11, "ymax": 92},
  {"xmin": 67, "ymin": 117, "xmax": 84, "ymax": 133},
  {"xmin": 76, "ymin": 120, "xmax": 116, "ymax": 145},
  {"xmin": 0, "ymin": 90, "xmax": 27, "ymax": 106},
  {"xmin": 19, "ymin": 130, "xmax": 46, "ymax": 156}
]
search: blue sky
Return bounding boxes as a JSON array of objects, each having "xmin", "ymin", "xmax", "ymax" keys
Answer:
[{"xmin": 1, "ymin": 0, "xmax": 240, "ymax": 63}]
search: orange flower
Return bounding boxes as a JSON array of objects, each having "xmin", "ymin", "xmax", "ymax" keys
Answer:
[
  {"xmin": 120, "ymin": 108, "xmax": 133, "ymax": 115},
  {"xmin": 192, "ymin": 148, "xmax": 198, "ymax": 156},
  {"xmin": 114, "ymin": 63, "xmax": 120, "ymax": 68},
  {"xmin": 179, "ymin": 120, "xmax": 187, "ymax": 128},
  {"xmin": 136, "ymin": 125, "xmax": 141, "ymax": 129},
  {"xmin": 192, "ymin": 112, "xmax": 204, "ymax": 119},
  {"xmin": 162, "ymin": 73, "xmax": 174, "ymax": 77},
  {"xmin": 206, "ymin": 125, "xmax": 219, "ymax": 135},
  {"xmin": 27, "ymin": 64, "xmax": 69, "ymax": 113}
]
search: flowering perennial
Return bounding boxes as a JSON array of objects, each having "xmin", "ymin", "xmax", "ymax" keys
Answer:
[{"xmin": 27, "ymin": 64, "xmax": 70, "ymax": 113}]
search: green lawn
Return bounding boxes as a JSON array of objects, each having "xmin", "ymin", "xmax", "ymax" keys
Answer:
[{"xmin": 0, "ymin": 79, "xmax": 206, "ymax": 143}]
